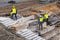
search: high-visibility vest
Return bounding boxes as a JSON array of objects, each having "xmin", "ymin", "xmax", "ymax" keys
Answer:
[
  {"xmin": 44, "ymin": 13, "xmax": 48, "ymax": 19},
  {"xmin": 11, "ymin": 8, "xmax": 16, "ymax": 14},
  {"xmin": 39, "ymin": 17, "xmax": 44, "ymax": 22}
]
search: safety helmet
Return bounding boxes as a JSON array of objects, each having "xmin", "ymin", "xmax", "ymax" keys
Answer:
[
  {"xmin": 39, "ymin": 10, "xmax": 45, "ymax": 14},
  {"xmin": 39, "ymin": 15, "xmax": 43, "ymax": 18}
]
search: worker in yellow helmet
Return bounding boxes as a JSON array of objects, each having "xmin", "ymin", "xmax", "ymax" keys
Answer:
[
  {"xmin": 10, "ymin": 5, "xmax": 17, "ymax": 20},
  {"xmin": 44, "ymin": 13, "xmax": 49, "ymax": 25}
]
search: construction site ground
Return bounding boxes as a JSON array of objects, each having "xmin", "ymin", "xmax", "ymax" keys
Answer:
[
  {"xmin": 0, "ymin": 1, "xmax": 60, "ymax": 40},
  {"xmin": 0, "ymin": 25, "xmax": 60, "ymax": 40},
  {"xmin": 0, "ymin": 24, "xmax": 25, "ymax": 40}
]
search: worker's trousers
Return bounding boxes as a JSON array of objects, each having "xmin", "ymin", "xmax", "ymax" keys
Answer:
[
  {"xmin": 11, "ymin": 13, "xmax": 17, "ymax": 20},
  {"xmin": 38, "ymin": 22, "xmax": 43, "ymax": 30},
  {"xmin": 38, "ymin": 22, "xmax": 43, "ymax": 36}
]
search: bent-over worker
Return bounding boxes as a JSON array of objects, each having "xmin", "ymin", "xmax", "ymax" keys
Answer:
[
  {"xmin": 10, "ymin": 5, "xmax": 17, "ymax": 20},
  {"xmin": 44, "ymin": 13, "xmax": 49, "ymax": 25}
]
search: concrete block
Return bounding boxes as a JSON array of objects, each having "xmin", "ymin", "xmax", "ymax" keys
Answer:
[
  {"xmin": 1, "ymin": 18, "xmax": 14, "ymax": 26},
  {"xmin": 0, "ymin": 17, "xmax": 10, "ymax": 21}
]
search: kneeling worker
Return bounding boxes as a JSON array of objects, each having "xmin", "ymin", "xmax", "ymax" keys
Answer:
[{"xmin": 10, "ymin": 5, "xmax": 17, "ymax": 20}]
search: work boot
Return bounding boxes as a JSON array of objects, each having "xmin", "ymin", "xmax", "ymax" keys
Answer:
[{"xmin": 38, "ymin": 33, "xmax": 43, "ymax": 37}]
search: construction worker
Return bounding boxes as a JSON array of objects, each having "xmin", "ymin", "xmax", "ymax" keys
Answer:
[
  {"xmin": 44, "ymin": 13, "xmax": 49, "ymax": 25},
  {"xmin": 38, "ymin": 15, "xmax": 44, "ymax": 30},
  {"xmin": 10, "ymin": 5, "xmax": 17, "ymax": 20},
  {"xmin": 38, "ymin": 15, "xmax": 44, "ymax": 36}
]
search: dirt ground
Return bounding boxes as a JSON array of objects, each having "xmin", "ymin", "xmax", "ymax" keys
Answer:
[
  {"xmin": 49, "ymin": 34, "xmax": 60, "ymax": 40},
  {"xmin": 0, "ymin": 25, "xmax": 24, "ymax": 40}
]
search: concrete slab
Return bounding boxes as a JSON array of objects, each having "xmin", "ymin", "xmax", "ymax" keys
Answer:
[
  {"xmin": 0, "ymin": 17, "xmax": 11, "ymax": 22},
  {"xmin": 16, "ymin": 29, "xmax": 45, "ymax": 40}
]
